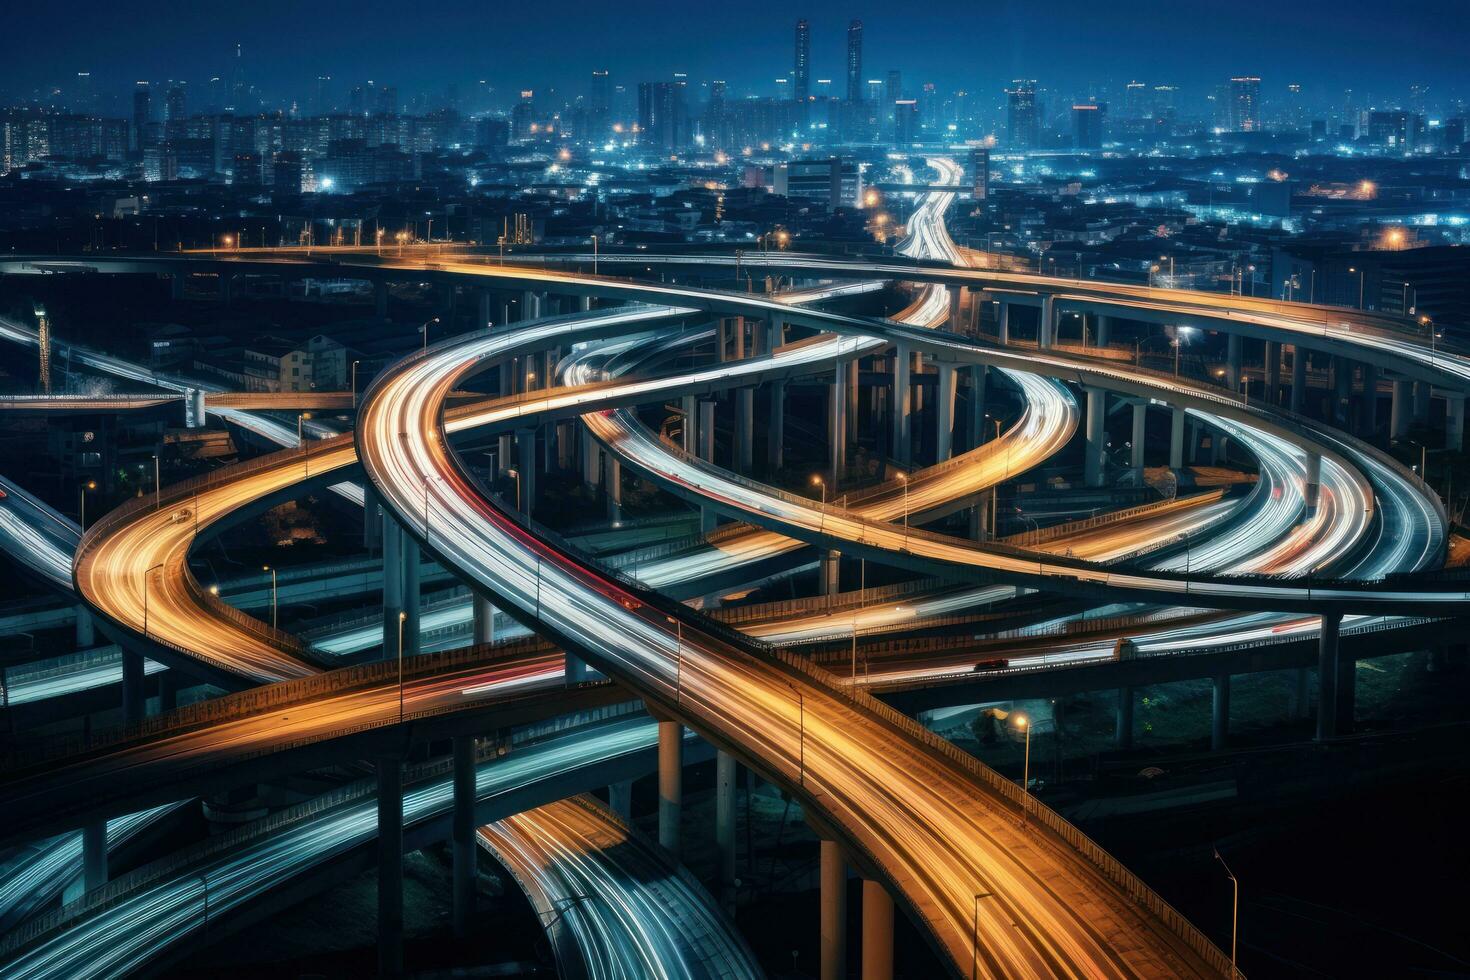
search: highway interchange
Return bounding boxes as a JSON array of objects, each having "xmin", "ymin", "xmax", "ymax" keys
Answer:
[{"xmin": 1, "ymin": 155, "xmax": 1467, "ymax": 977}]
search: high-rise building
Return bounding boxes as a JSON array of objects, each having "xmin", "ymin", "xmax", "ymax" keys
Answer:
[
  {"xmin": 1072, "ymin": 103, "xmax": 1104, "ymax": 149},
  {"xmin": 793, "ymin": 20, "xmax": 811, "ymax": 108},
  {"xmin": 229, "ymin": 42, "xmax": 249, "ymax": 112},
  {"xmin": 512, "ymin": 90, "xmax": 536, "ymax": 141},
  {"xmin": 1229, "ymin": 76, "xmax": 1261, "ymax": 132},
  {"xmin": 315, "ymin": 75, "xmax": 333, "ymax": 115},
  {"xmin": 164, "ymin": 82, "xmax": 187, "ymax": 141},
  {"xmin": 886, "ymin": 70, "xmax": 902, "ymax": 119},
  {"xmin": 131, "ymin": 82, "xmax": 152, "ymax": 153},
  {"xmin": 638, "ymin": 79, "xmax": 688, "ymax": 151},
  {"xmin": 894, "ymin": 99, "xmax": 918, "ymax": 145},
  {"xmin": 1006, "ymin": 80, "xmax": 1039, "ymax": 148},
  {"xmin": 706, "ymin": 79, "xmax": 728, "ymax": 148},
  {"xmin": 773, "ymin": 157, "xmax": 841, "ymax": 208},
  {"xmin": 846, "ymin": 21, "xmax": 863, "ymax": 102},
  {"xmin": 74, "ymin": 72, "xmax": 95, "ymax": 114},
  {"xmin": 969, "ymin": 146, "xmax": 989, "ymax": 202}
]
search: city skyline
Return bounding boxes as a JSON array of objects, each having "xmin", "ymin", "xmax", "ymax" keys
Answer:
[{"xmin": 5, "ymin": 0, "xmax": 1468, "ymax": 116}]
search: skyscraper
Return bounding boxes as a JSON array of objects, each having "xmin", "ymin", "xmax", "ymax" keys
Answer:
[
  {"xmin": 894, "ymin": 99, "xmax": 918, "ymax": 145},
  {"xmin": 969, "ymin": 146, "xmax": 989, "ymax": 202},
  {"xmin": 1072, "ymin": 103, "xmax": 1104, "ymax": 149},
  {"xmin": 846, "ymin": 21, "xmax": 863, "ymax": 102},
  {"xmin": 131, "ymin": 82, "xmax": 151, "ymax": 153},
  {"xmin": 590, "ymin": 69, "xmax": 612, "ymax": 139},
  {"xmin": 164, "ymin": 82, "xmax": 187, "ymax": 141},
  {"xmin": 638, "ymin": 79, "xmax": 687, "ymax": 152},
  {"xmin": 886, "ymin": 70, "xmax": 902, "ymax": 118},
  {"xmin": 1006, "ymin": 80, "xmax": 1039, "ymax": 148},
  {"xmin": 793, "ymin": 20, "xmax": 810, "ymax": 107},
  {"xmin": 1229, "ymin": 76, "xmax": 1261, "ymax": 132},
  {"xmin": 74, "ymin": 72, "xmax": 95, "ymax": 115}
]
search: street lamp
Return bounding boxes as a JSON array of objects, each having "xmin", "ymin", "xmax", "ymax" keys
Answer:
[
  {"xmin": 79, "ymin": 480, "xmax": 96, "ymax": 531},
  {"xmin": 1013, "ymin": 713, "xmax": 1031, "ymax": 812},
  {"xmin": 153, "ymin": 454, "xmax": 161, "ymax": 511},
  {"xmin": 1348, "ymin": 266, "xmax": 1365, "ymax": 309},
  {"xmin": 1215, "ymin": 848, "xmax": 1240, "ymax": 979},
  {"xmin": 810, "ymin": 474, "xmax": 825, "ymax": 504},
  {"xmin": 590, "ymin": 234, "xmax": 598, "ymax": 276},
  {"xmin": 397, "ymin": 610, "xmax": 407, "ymax": 723},
  {"xmin": 142, "ymin": 562, "xmax": 165, "ymax": 636},
  {"xmin": 506, "ymin": 466, "xmax": 523, "ymax": 513},
  {"xmin": 298, "ymin": 412, "xmax": 312, "ymax": 476},
  {"xmin": 421, "ymin": 316, "xmax": 440, "ymax": 353},
  {"xmin": 262, "ymin": 564, "xmax": 278, "ymax": 629},
  {"xmin": 350, "ymin": 360, "xmax": 361, "ymax": 409},
  {"xmin": 896, "ymin": 471, "xmax": 910, "ymax": 539}
]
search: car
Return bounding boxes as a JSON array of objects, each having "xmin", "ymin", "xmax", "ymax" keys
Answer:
[{"xmin": 972, "ymin": 657, "xmax": 1008, "ymax": 672}]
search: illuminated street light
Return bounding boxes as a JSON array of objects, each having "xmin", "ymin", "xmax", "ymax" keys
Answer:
[
  {"xmin": 1013, "ymin": 713, "xmax": 1031, "ymax": 811},
  {"xmin": 79, "ymin": 480, "xmax": 96, "ymax": 531},
  {"xmin": 262, "ymin": 565, "xmax": 278, "ymax": 629}
]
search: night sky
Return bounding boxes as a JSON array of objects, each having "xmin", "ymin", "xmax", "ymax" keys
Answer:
[{"xmin": 5, "ymin": 0, "xmax": 1466, "ymax": 111}]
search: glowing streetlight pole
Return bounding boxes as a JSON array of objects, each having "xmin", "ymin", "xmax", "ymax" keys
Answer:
[{"xmin": 262, "ymin": 565, "xmax": 278, "ymax": 629}]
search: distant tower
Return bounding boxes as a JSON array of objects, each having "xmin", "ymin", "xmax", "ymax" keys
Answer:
[
  {"xmin": 846, "ymin": 21, "xmax": 864, "ymax": 102},
  {"xmin": 34, "ymin": 304, "xmax": 50, "ymax": 394},
  {"xmin": 793, "ymin": 19, "xmax": 811, "ymax": 106}
]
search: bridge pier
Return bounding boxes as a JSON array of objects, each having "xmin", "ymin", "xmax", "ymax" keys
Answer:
[
  {"xmin": 996, "ymin": 301, "xmax": 1010, "ymax": 344},
  {"xmin": 1115, "ymin": 686, "xmax": 1134, "ymax": 749},
  {"xmin": 658, "ymin": 719, "xmax": 683, "ymax": 857},
  {"xmin": 75, "ymin": 605, "xmax": 94, "ymax": 648},
  {"xmin": 698, "ymin": 399, "xmax": 718, "ymax": 532},
  {"xmin": 122, "ymin": 649, "xmax": 145, "ymax": 724},
  {"xmin": 1391, "ymin": 379, "xmax": 1412, "ymax": 439},
  {"xmin": 768, "ymin": 381, "xmax": 785, "ymax": 471},
  {"xmin": 580, "ymin": 428, "xmax": 601, "ymax": 491},
  {"xmin": 477, "ymin": 288, "xmax": 492, "ymax": 329},
  {"xmin": 936, "ymin": 363, "xmax": 957, "ymax": 463},
  {"xmin": 968, "ymin": 365, "xmax": 987, "ymax": 452},
  {"xmin": 1290, "ymin": 346, "xmax": 1307, "ymax": 415},
  {"xmin": 820, "ymin": 839, "xmax": 847, "ymax": 980},
  {"xmin": 862, "ymin": 879, "xmax": 894, "ymax": 980},
  {"xmin": 609, "ymin": 779, "xmax": 633, "ymax": 821},
  {"xmin": 377, "ymin": 754, "xmax": 405, "ymax": 977},
  {"xmin": 1039, "ymin": 295, "xmax": 1055, "ymax": 349},
  {"xmin": 892, "ymin": 344, "xmax": 912, "ymax": 465},
  {"xmin": 82, "ymin": 820, "xmax": 108, "ymax": 891},
  {"xmin": 1211, "ymin": 673, "xmax": 1231, "ymax": 751},
  {"xmin": 188, "ymin": 388, "xmax": 207, "ymax": 429},
  {"xmin": 716, "ymin": 750, "xmax": 737, "ymax": 900},
  {"xmin": 606, "ymin": 456, "xmax": 622, "ymax": 523},
  {"xmin": 1304, "ymin": 452, "xmax": 1322, "ymax": 519},
  {"xmin": 1446, "ymin": 395, "xmax": 1465, "ymax": 452},
  {"xmin": 158, "ymin": 670, "xmax": 180, "ymax": 712},
  {"xmin": 1130, "ymin": 401, "xmax": 1147, "ymax": 480},
  {"xmin": 735, "ymin": 387, "xmax": 754, "ymax": 474},
  {"xmin": 1169, "ymin": 406, "xmax": 1186, "ymax": 471},
  {"xmin": 472, "ymin": 594, "xmax": 496, "ymax": 645},
  {"xmin": 516, "ymin": 427, "xmax": 536, "ymax": 515},
  {"xmin": 452, "ymin": 735, "xmax": 477, "ymax": 938},
  {"xmin": 830, "ymin": 361, "xmax": 848, "ymax": 483},
  {"xmin": 948, "ymin": 288, "xmax": 962, "ymax": 329},
  {"xmin": 1096, "ymin": 314, "xmax": 1112, "ymax": 348},
  {"xmin": 821, "ymin": 550, "xmax": 841, "ymax": 599},
  {"xmin": 1413, "ymin": 380, "xmax": 1431, "ymax": 424},
  {"xmin": 401, "ymin": 536, "xmax": 421, "ymax": 657},
  {"xmin": 1084, "ymin": 387, "xmax": 1106, "ymax": 488},
  {"xmin": 1264, "ymin": 341, "xmax": 1281, "ymax": 404},
  {"xmin": 1361, "ymin": 363, "xmax": 1380, "ymax": 435},
  {"xmin": 1316, "ymin": 612, "xmax": 1342, "ymax": 740},
  {"xmin": 1225, "ymin": 333, "xmax": 1242, "ymax": 391}
]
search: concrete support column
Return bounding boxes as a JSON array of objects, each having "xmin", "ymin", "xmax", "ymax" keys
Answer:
[
  {"xmin": 948, "ymin": 288, "xmax": 962, "ymax": 329},
  {"xmin": 377, "ymin": 755, "xmax": 405, "ymax": 977},
  {"xmin": 847, "ymin": 358, "xmax": 861, "ymax": 440},
  {"xmin": 1096, "ymin": 314, "xmax": 1112, "ymax": 348},
  {"xmin": 472, "ymin": 594, "xmax": 496, "ymax": 645},
  {"xmin": 936, "ymin": 363, "xmax": 957, "ymax": 463},
  {"xmin": 830, "ymin": 361, "xmax": 848, "ymax": 482},
  {"xmin": 521, "ymin": 290, "xmax": 544, "ymax": 321},
  {"xmin": 1225, "ymin": 333, "xmax": 1242, "ymax": 391},
  {"xmin": 1291, "ymin": 346, "xmax": 1307, "ymax": 415},
  {"xmin": 122, "ymin": 649, "xmax": 145, "ymax": 724},
  {"xmin": 581, "ymin": 428, "xmax": 601, "ymax": 490},
  {"xmin": 1039, "ymin": 295, "xmax": 1055, "ymax": 348},
  {"xmin": 1391, "ymin": 379, "xmax": 1412, "ymax": 439},
  {"xmin": 820, "ymin": 840, "xmax": 848, "ymax": 980},
  {"xmin": 820, "ymin": 549, "xmax": 841, "ymax": 598},
  {"xmin": 75, "ymin": 605, "xmax": 95, "ymax": 648},
  {"xmin": 657, "ymin": 720, "xmax": 683, "ymax": 858},
  {"xmin": 187, "ymin": 389, "xmax": 207, "ymax": 429},
  {"xmin": 698, "ymin": 400, "xmax": 717, "ymax": 533},
  {"xmin": 1130, "ymin": 401, "xmax": 1147, "ymax": 478},
  {"xmin": 606, "ymin": 456, "xmax": 622, "ymax": 523},
  {"xmin": 452, "ymin": 735, "xmax": 477, "ymax": 938},
  {"xmin": 1115, "ymin": 686, "xmax": 1134, "ymax": 749},
  {"xmin": 401, "ymin": 537, "xmax": 421, "ymax": 657},
  {"xmin": 1361, "ymin": 363, "xmax": 1380, "ymax": 434},
  {"xmin": 1084, "ymin": 387, "xmax": 1106, "ymax": 488},
  {"xmin": 1169, "ymin": 407, "xmax": 1186, "ymax": 471},
  {"xmin": 1316, "ymin": 612, "xmax": 1341, "ymax": 740},
  {"xmin": 477, "ymin": 288, "xmax": 492, "ymax": 329},
  {"xmin": 82, "ymin": 820, "xmax": 108, "ymax": 891},
  {"xmin": 1304, "ymin": 452, "xmax": 1322, "ymax": 518},
  {"xmin": 382, "ymin": 516, "xmax": 403, "ymax": 660},
  {"xmin": 1446, "ymin": 395, "xmax": 1465, "ymax": 452},
  {"xmin": 716, "ymin": 751, "xmax": 737, "ymax": 897},
  {"xmin": 892, "ymin": 344, "xmax": 911, "ymax": 464},
  {"xmin": 516, "ymin": 428, "xmax": 536, "ymax": 515},
  {"xmin": 609, "ymin": 780, "xmax": 633, "ymax": 821},
  {"xmin": 735, "ymin": 387, "xmax": 754, "ymax": 474},
  {"xmin": 861, "ymin": 880, "xmax": 894, "ymax": 980},
  {"xmin": 968, "ymin": 365, "xmax": 987, "ymax": 451},
  {"xmin": 1264, "ymin": 340, "xmax": 1281, "ymax": 404},
  {"xmin": 682, "ymin": 394, "xmax": 697, "ymax": 454},
  {"xmin": 1211, "ymin": 673, "xmax": 1231, "ymax": 751},
  {"xmin": 997, "ymin": 301, "xmax": 1010, "ymax": 344},
  {"xmin": 1414, "ymin": 380, "xmax": 1431, "ymax": 423},
  {"xmin": 768, "ymin": 381, "xmax": 786, "ymax": 471}
]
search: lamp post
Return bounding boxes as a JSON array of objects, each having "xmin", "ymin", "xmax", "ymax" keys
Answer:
[
  {"xmin": 590, "ymin": 235, "xmax": 598, "ymax": 276},
  {"xmin": 153, "ymin": 454, "xmax": 161, "ymax": 511},
  {"xmin": 665, "ymin": 614, "xmax": 683, "ymax": 702},
  {"xmin": 506, "ymin": 467, "xmax": 522, "ymax": 514},
  {"xmin": 1215, "ymin": 848, "xmax": 1240, "ymax": 979},
  {"xmin": 810, "ymin": 474, "xmax": 825, "ymax": 504},
  {"xmin": 262, "ymin": 564, "xmax": 277, "ymax": 629},
  {"xmin": 1348, "ymin": 266, "xmax": 1365, "ymax": 309},
  {"xmin": 896, "ymin": 471, "xmax": 910, "ymax": 543},
  {"xmin": 421, "ymin": 316, "xmax": 440, "ymax": 353},
  {"xmin": 397, "ymin": 610, "xmax": 407, "ymax": 723},
  {"xmin": 298, "ymin": 412, "xmax": 312, "ymax": 476},
  {"xmin": 79, "ymin": 480, "xmax": 96, "ymax": 531},
  {"xmin": 1013, "ymin": 713, "xmax": 1031, "ymax": 812},
  {"xmin": 351, "ymin": 360, "xmax": 360, "ymax": 409}
]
